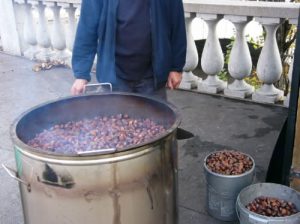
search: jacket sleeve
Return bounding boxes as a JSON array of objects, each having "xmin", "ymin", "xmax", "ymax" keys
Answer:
[
  {"xmin": 170, "ymin": 0, "xmax": 187, "ymax": 72},
  {"xmin": 71, "ymin": 0, "xmax": 102, "ymax": 81}
]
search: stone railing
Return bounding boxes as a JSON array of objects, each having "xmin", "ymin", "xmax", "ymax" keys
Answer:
[
  {"xmin": 182, "ymin": 0, "xmax": 299, "ymax": 105},
  {"xmin": 0, "ymin": 0, "xmax": 299, "ymax": 105},
  {"xmin": 10, "ymin": 0, "xmax": 81, "ymax": 63}
]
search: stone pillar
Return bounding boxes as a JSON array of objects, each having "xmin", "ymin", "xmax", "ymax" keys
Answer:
[
  {"xmin": 48, "ymin": 2, "xmax": 69, "ymax": 61},
  {"xmin": 0, "ymin": 0, "xmax": 22, "ymax": 55},
  {"xmin": 31, "ymin": 1, "xmax": 53, "ymax": 61},
  {"xmin": 63, "ymin": 3, "xmax": 77, "ymax": 52},
  {"xmin": 23, "ymin": 1, "xmax": 39, "ymax": 59},
  {"xmin": 252, "ymin": 18, "xmax": 284, "ymax": 103},
  {"xmin": 179, "ymin": 12, "xmax": 201, "ymax": 90},
  {"xmin": 197, "ymin": 14, "xmax": 226, "ymax": 94},
  {"xmin": 224, "ymin": 15, "xmax": 254, "ymax": 98},
  {"xmin": 60, "ymin": 3, "xmax": 78, "ymax": 66}
]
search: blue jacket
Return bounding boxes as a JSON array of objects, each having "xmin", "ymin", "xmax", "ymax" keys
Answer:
[{"xmin": 72, "ymin": 0, "xmax": 187, "ymax": 89}]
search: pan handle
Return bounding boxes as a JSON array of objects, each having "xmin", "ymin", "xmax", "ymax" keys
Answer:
[
  {"xmin": 2, "ymin": 164, "xmax": 31, "ymax": 192},
  {"xmin": 77, "ymin": 148, "xmax": 116, "ymax": 156},
  {"xmin": 84, "ymin": 83, "xmax": 112, "ymax": 94}
]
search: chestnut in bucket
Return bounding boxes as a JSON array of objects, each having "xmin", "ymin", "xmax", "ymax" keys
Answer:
[
  {"xmin": 206, "ymin": 150, "xmax": 253, "ymax": 175},
  {"xmin": 246, "ymin": 196, "xmax": 299, "ymax": 217}
]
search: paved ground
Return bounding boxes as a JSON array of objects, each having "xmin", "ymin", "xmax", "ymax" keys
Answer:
[{"xmin": 0, "ymin": 53, "xmax": 288, "ymax": 224}]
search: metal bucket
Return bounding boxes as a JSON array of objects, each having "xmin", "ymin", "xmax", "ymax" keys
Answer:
[
  {"xmin": 3, "ymin": 93, "xmax": 181, "ymax": 224},
  {"xmin": 236, "ymin": 183, "xmax": 300, "ymax": 224},
  {"xmin": 204, "ymin": 152, "xmax": 255, "ymax": 221}
]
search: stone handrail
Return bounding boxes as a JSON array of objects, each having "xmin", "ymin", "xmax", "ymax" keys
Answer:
[
  {"xmin": 184, "ymin": 0, "xmax": 299, "ymax": 20},
  {"xmin": 0, "ymin": 0, "xmax": 299, "ymax": 105},
  {"xmin": 181, "ymin": 0, "xmax": 300, "ymax": 105}
]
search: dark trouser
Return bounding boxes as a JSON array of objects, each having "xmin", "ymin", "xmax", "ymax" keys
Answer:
[{"xmin": 113, "ymin": 76, "xmax": 167, "ymax": 100}]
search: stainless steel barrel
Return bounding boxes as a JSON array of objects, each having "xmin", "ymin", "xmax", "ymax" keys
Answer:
[{"xmin": 7, "ymin": 93, "xmax": 181, "ymax": 224}]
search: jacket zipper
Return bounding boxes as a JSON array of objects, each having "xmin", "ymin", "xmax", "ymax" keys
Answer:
[{"xmin": 149, "ymin": 1, "xmax": 157, "ymax": 88}]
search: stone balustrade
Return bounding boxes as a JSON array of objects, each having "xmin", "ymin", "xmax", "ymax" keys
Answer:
[
  {"xmin": 0, "ymin": 0, "xmax": 299, "ymax": 105},
  {"xmin": 182, "ymin": 0, "xmax": 299, "ymax": 104},
  {"xmin": 11, "ymin": 0, "xmax": 80, "ymax": 63}
]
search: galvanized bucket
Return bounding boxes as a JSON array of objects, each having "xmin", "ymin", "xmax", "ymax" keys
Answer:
[
  {"xmin": 236, "ymin": 183, "xmax": 300, "ymax": 224},
  {"xmin": 204, "ymin": 152, "xmax": 255, "ymax": 221}
]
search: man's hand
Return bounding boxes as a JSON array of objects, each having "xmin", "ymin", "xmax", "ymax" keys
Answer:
[
  {"xmin": 71, "ymin": 79, "xmax": 88, "ymax": 95},
  {"xmin": 166, "ymin": 71, "xmax": 182, "ymax": 90}
]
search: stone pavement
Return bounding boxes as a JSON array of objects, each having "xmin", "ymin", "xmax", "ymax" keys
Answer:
[{"xmin": 0, "ymin": 53, "xmax": 288, "ymax": 224}]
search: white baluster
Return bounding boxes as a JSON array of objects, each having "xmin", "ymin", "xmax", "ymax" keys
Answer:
[
  {"xmin": 197, "ymin": 14, "xmax": 226, "ymax": 94},
  {"xmin": 179, "ymin": 12, "xmax": 201, "ymax": 90},
  {"xmin": 60, "ymin": 3, "xmax": 78, "ymax": 66},
  {"xmin": 31, "ymin": 1, "xmax": 53, "ymax": 61},
  {"xmin": 76, "ymin": 6, "xmax": 81, "ymax": 23},
  {"xmin": 62, "ymin": 3, "xmax": 77, "ymax": 52},
  {"xmin": 23, "ymin": 1, "xmax": 39, "ymax": 59},
  {"xmin": 224, "ymin": 15, "xmax": 254, "ymax": 98},
  {"xmin": 48, "ymin": 2, "xmax": 69, "ymax": 61},
  {"xmin": 252, "ymin": 18, "xmax": 284, "ymax": 103}
]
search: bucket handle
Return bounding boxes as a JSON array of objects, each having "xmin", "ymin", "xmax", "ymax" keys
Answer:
[
  {"xmin": 2, "ymin": 164, "xmax": 31, "ymax": 192},
  {"xmin": 77, "ymin": 148, "xmax": 116, "ymax": 156},
  {"xmin": 236, "ymin": 200, "xmax": 241, "ymax": 221}
]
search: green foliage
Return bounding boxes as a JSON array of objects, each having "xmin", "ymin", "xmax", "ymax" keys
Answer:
[
  {"xmin": 244, "ymin": 72, "xmax": 262, "ymax": 90},
  {"xmin": 217, "ymin": 35, "xmax": 263, "ymax": 89},
  {"xmin": 246, "ymin": 34, "xmax": 264, "ymax": 49},
  {"xmin": 224, "ymin": 37, "xmax": 234, "ymax": 65},
  {"xmin": 218, "ymin": 69, "xmax": 230, "ymax": 82}
]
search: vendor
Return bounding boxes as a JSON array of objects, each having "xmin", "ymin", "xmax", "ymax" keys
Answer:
[{"xmin": 70, "ymin": 0, "xmax": 187, "ymax": 97}]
